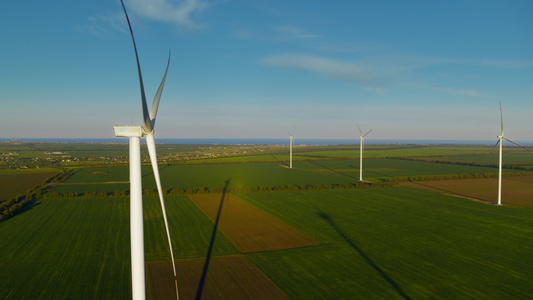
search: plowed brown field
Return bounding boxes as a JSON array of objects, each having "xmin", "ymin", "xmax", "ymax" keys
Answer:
[
  {"xmin": 399, "ymin": 176, "xmax": 533, "ymax": 208},
  {"xmin": 146, "ymin": 256, "xmax": 288, "ymax": 300},
  {"xmin": 187, "ymin": 194, "xmax": 321, "ymax": 253},
  {"xmin": 0, "ymin": 172, "xmax": 58, "ymax": 201}
]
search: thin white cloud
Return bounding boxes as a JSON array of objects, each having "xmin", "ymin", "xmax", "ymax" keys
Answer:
[
  {"xmin": 274, "ymin": 26, "xmax": 320, "ymax": 39},
  {"xmin": 479, "ymin": 59, "xmax": 533, "ymax": 69},
  {"xmin": 125, "ymin": 0, "xmax": 208, "ymax": 28},
  {"xmin": 261, "ymin": 54, "xmax": 389, "ymax": 87},
  {"xmin": 432, "ymin": 87, "xmax": 489, "ymax": 98},
  {"xmin": 86, "ymin": 0, "xmax": 209, "ymax": 36},
  {"xmin": 86, "ymin": 11, "xmax": 129, "ymax": 37}
]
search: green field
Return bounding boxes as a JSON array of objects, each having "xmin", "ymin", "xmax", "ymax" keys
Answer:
[
  {"xmin": 3, "ymin": 143, "xmax": 533, "ymax": 299},
  {"xmin": 0, "ymin": 195, "xmax": 237, "ymax": 299},
  {"xmin": 417, "ymin": 153, "xmax": 533, "ymax": 168},
  {"xmin": 239, "ymin": 188, "xmax": 533, "ymax": 299},
  {"xmin": 29, "ymin": 142, "xmax": 130, "ymax": 158},
  {"xmin": 298, "ymin": 145, "xmax": 498, "ymax": 159},
  {"xmin": 49, "ymin": 158, "xmax": 519, "ymax": 195},
  {"xmin": 1, "ymin": 188, "xmax": 532, "ymax": 299}
]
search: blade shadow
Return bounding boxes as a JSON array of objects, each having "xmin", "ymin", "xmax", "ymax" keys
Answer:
[
  {"xmin": 195, "ymin": 178, "xmax": 231, "ymax": 300},
  {"xmin": 316, "ymin": 207, "xmax": 411, "ymax": 300},
  {"xmin": 351, "ymin": 164, "xmax": 394, "ymax": 181},
  {"xmin": 142, "ymin": 165, "xmax": 170, "ymax": 179},
  {"xmin": 407, "ymin": 180, "xmax": 494, "ymax": 205},
  {"xmin": 270, "ymin": 154, "xmax": 288, "ymax": 166},
  {"xmin": 310, "ymin": 161, "xmax": 359, "ymax": 181}
]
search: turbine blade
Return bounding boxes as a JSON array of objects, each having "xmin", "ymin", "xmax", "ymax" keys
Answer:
[
  {"xmin": 499, "ymin": 102, "xmax": 503, "ymax": 135},
  {"xmin": 503, "ymin": 136, "xmax": 527, "ymax": 149},
  {"xmin": 120, "ymin": 0, "xmax": 152, "ymax": 132},
  {"xmin": 149, "ymin": 50, "xmax": 171, "ymax": 130},
  {"xmin": 490, "ymin": 139, "xmax": 500, "ymax": 154},
  {"xmin": 356, "ymin": 123, "xmax": 363, "ymax": 135},
  {"xmin": 146, "ymin": 133, "xmax": 179, "ymax": 299},
  {"xmin": 363, "ymin": 128, "xmax": 373, "ymax": 137}
]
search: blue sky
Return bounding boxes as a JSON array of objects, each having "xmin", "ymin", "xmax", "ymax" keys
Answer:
[{"xmin": 1, "ymin": 0, "xmax": 532, "ymax": 140}]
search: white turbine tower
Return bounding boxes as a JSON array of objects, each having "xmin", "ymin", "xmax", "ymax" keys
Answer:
[
  {"xmin": 113, "ymin": 1, "xmax": 178, "ymax": 299},
  {"xmin": 491, "ymin": 103, "xmax": 526, "ymax": 206},
  {"xmin": 357, "ymin": 124, "xmax": 373, "ymax": 181},
  {"xmin": 289, "ymin": 129, "xmax": 295, "ymax": 168}
]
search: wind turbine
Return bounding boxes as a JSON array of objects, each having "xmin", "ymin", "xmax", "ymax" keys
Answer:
[
  {"xmin": 113, "ymin": 1, "xmax": 178, "ymax": 299},
  {"xmin": 357, "ymin": 124, "xmax": 373, "ymax": 181},
  {"xmin": 289, "ymin": 129, "xmax": 295, "ymax": 168},
  {"xmin": 491, "ymin": 102, "xmax": 526, "ymax": 206}
]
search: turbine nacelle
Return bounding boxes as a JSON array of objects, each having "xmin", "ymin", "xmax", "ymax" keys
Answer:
[
  {"xmin": 114, "ymin": 125, "xmax": 144, "ymax": 138},
  {"xmin": 357, "ymin": 123, "xmax": 372, "ymax": 139}
]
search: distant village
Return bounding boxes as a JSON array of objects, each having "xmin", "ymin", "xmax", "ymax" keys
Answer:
[{"xmin": 0, "ymin": 142, "xmax": 294, "ymax": 169}]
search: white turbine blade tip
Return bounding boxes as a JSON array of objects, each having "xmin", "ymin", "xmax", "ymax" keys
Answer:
[
  {"xmin": 503, "ymin": 136, "xmax": 526, "ymax": 148},
  {"xmin": 363, "ymin": 128, "xmax": 373, "ymax": 137},
  {"xmin": 149, "ymin": 51, "xmax": 171, "ymax": 130},
  {"xmin": 356, "ymin": 123, "xmax": 363, "ymax": 135},
  {"xmin": 490, "ymin": 139, "xmax": 500, "ymax": 154}
]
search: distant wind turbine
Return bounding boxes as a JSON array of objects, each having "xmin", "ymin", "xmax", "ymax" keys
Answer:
[
  {"xmin": 289, "ymin": 129, "xmax": 295, "ymax": 168},
  {"xmin": 113, "ymin": 1, "xmax": 178, "ymax": 299},
  {"xmin": 491, "ymin": 102, "xmax": 527, "ymax": 206},
  {"xmin": 357, "ymin": 124, "xmax": 373, "ymax": 181}
]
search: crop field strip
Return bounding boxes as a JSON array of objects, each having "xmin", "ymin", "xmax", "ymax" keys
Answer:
[
  {"xmin": 412, "ymin": 153, "xmax": 533, "ymax": 169},
  {"xmin": 292, "ymin": 158, "xmax": 513, "ymax": 182},
  {"xmin": 146, "ymin": 256, "xmax": 288, "ymax": 300},
  {"xmin": 0, "ymin": 197, "xmax": 132, "ymax": 299},
  {"xmin": 399, "ymin": 176, "xmax": 533, "ymax": 208},
  {"xmin": 0, "ymin": 171, "xmax": 59, "ymax": 201},
  {"xmin": 188, "ymin": 194, "xmax": 321, "ymax": 253}
]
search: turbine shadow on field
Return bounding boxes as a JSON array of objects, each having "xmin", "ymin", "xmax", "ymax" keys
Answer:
[
  {"xmin": 316, "ymin": 208, "xmax": 412, "ymax": 300},
  {"xmin": 353, "ymin": 164, "xmax": 394, "ymax": 180},
  {"xmin": 142, "ymin": 165, "xmax": 170, "ymax": 179},
  {"xmin": 408, "ymin": 181, "xmax": 494, "ymax": 205},
  {"xmin": 273, "ymin": 154, "xmax": 288, "ymax": 167},
  {"xmin": 310, "ymin": 161, "xmax": 358, "ymax": 180},
  {"xmin": 195, "ymin": 178, "xmax": 231, "ymax": 300}
]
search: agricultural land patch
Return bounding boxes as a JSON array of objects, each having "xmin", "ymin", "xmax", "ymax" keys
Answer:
[
  {"xmin": 0, "ymin": 171, "xmax": 59, "ymax": 201},
  {"xmin": 399, "ymin": 176, "xmax": 533, "ymax": 208},
  {"xmin": 146, "ymin": 256, "xmax": 288, "ymax": 300},
  {"xmin": 187, "ymin": 194, "xmax": 321, "ymax": 253}
]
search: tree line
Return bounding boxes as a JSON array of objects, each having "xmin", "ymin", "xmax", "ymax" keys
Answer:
[
  {"xmin": 42, "ymin": 181, "xmax": 397, "ymax": 199},
  {"xmin": 381, "ymin": 171, "xmax": 533, "ymax": 183},
  {"xmin": 393, "ymin": 157, "xmax": 533, "ymax": 171},
  {"xmin": 0, "ymin": 169, "xmax": 78, "ymax": 222}
]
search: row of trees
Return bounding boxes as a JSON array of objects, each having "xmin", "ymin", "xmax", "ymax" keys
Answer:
[
  {"xmin": 394, "ymin": 157, "xmax": 533, "ymax": 171},
  {"xmin": 0, "ymin": 169, "xmax": 78, "ymax": 221},
  {"xmin": 382, "ymin": 172, "xmax": 533, "ymax": 183},
  {"xmin": 41, "ymin": 181, "xmax": 398, "ymax": 199}
]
